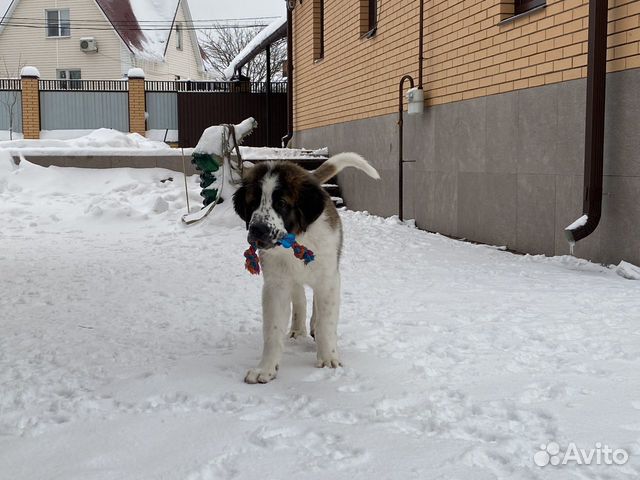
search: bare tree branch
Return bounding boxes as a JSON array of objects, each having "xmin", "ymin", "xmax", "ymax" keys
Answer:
[{"xmin": 199, "ymin": 25, "xmax": 287, "ymax": 82}]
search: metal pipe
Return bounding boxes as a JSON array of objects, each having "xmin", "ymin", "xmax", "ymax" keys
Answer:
[
  {"xmin": 281, "ymin": 5, "xmax": 294, "ymax": 147},
  {"xmin": 418, "ymin": 0, "xmax": 424, "ymax": 89},
  {"xmin": 398, "ymin": 74, "xmax": 415, "ymax": 221},
  {"xmin": 564, "ymin": 0, "xmax": 608, "ymax": 244},
  {"xmin": 266, "ymin": 44, "xmax": 272, "ymax": 146}
]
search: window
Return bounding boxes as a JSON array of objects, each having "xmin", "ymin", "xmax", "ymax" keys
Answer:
[
  {"xmin": 359, "ymin": 0, "xmax": 377, "ymax": 37},
  {"xmin": 57, "ymin": 69, "xmax": 81, "ymax": 89},
  {"xmin": 514, "ymin": 0, "xmax": 545, "ymax": 16},
  {"xmin": 175, "ymin": 23, "xmax": 183, "ymax": 50},
  {"xmin": 46, "ymin": 9, "xmax": 70, "ymax": 37},
  {"xmin": 313, "ymin": 0, "xmax": 324, "ymax": 60}
]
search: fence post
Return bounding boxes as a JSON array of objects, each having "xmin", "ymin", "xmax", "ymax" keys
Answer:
[
  {"xmin": 20, "ymin": 66, "xmax": 40, "ymax": 140},
  {"xmin": 127, "ymin": 68, "xmax": 146, "ymax": 135}
]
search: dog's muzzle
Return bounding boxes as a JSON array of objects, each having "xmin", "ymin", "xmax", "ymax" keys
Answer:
[{"xmin": 248, "ymin": 222, "xmax": 279, "ymax": 250}]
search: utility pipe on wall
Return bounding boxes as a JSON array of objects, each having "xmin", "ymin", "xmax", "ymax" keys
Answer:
[
  {"xmin": 397, "ymin": 0, "xmax": 425, "ymax": 221},
  {"xmin": 564, "ymin": 0, "xmax": 608, "ymax": 245},
  {"xmin": 282, "ymin": 3, "xmax": 294, "ymax": 147}
]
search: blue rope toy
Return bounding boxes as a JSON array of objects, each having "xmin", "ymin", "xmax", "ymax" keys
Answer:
[{"xmin": 244, "ymin": 233, "xmax": 315, "ymax": 275}]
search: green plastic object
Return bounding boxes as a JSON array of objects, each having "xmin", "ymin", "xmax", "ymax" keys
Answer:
[
  {"xmin": 191, "ymin": 153, "xmax": 221, "ymax": 173},
  {"xmin": 191, "ymin": 153, "xmax": 223, "ymax": 207}
]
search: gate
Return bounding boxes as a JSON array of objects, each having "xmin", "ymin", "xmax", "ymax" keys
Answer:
[{"xmin": 176, "ymin": 81, "xmax": 287, "ymax": 148}]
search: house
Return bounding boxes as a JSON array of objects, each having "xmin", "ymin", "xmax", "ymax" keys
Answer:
[
  {"xmin": 288, "ymin": 0, "xmax": 640, "ymax": 266},
  {"xmin": 0, "ymin": 0, "xmax": 206, "ymax": 80}
]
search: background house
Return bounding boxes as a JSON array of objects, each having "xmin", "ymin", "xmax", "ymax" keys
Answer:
[
  {"xmin": 291, "ymin": 0, "xmax": 640, "ymax": 266},
  {"xmin": 0, "ymin": 0, "xmax": 206, "ymax": 80}
]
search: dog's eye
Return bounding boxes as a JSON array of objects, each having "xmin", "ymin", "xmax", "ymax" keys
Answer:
[{"xmin": 276, "ymin": 198, "xmax": 288, "ymax": 210}]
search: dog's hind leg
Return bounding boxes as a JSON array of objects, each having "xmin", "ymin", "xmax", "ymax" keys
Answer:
[{"xmin": 289, "ymin": 284, "xmax": 307, "ymax": 339}]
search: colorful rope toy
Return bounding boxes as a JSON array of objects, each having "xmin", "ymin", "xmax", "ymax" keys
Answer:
[{"xmin": 244, "ymin": 233, "xmax": 315, "ymax": 275}]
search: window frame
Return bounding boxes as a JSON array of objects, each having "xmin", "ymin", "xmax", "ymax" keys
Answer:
[
  {"xmin": 313, "ymin": 0, "xmax": 324, "ymax": 60},
  {"xmin": 56, "ymin": 69, "xmax": 81, "ymax": 90},
  {"xmin": 175, "ymin": 22, "xmax": 183, "ymax": 50},
  {"xmin": 514, "ymin": 0, "xmax": 545, "ymax": 16},
  {"xmin": 45, "ymin": 9, "xmax": 71, "ymax": 38},
  {"xmin": 367, "ymin": 0, "xmax": 377, "ymax": 36}
]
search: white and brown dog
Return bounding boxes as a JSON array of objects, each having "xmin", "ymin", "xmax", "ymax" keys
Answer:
[{"xmin": 233, "ymin": 153, "xmax": 380, "ymax": 383}]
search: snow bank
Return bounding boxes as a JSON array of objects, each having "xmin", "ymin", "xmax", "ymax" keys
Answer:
[
  {"xmin": 127, "ymin": 67, "xmax": 145, "ymax": 79},
  {"xmin": 239, "ymin": 146, "xmax": 329, "ymax": 160},
  {"xmin": 0, "ymin": 128, "xmax": 177, "ymax": 156}
]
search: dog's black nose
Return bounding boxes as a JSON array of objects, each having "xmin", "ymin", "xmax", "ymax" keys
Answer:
[{"xmin": 248, "ymin": 223, "xmax": 271, "ymax": 247}]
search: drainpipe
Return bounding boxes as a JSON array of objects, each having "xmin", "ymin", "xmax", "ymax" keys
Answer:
[
  {"xmin": 564, "ymin": 0, "xmax": 608, "ymax": 246},
  {"xmin": 397, "ymin": 0, "xmax": 425, "ymax": 221},
  {"xmin": 281, "ymin": 2, "xmax": 294, "ymax": 147}
]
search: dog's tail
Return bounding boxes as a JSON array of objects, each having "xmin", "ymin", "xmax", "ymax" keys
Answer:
[{"xmin": 312, "ymin": 152, "xmax": 380, "ymax": 184}]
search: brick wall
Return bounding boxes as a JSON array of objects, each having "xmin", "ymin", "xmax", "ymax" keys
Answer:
[
  {"xmin": 20, "ymin": 77, "xmax": 40, "ymax": 140},
  {"xmin": 293, "ymin": 0, "xmax": 640, "ymax": 131},
  {"xmin": 128, "ymin": 78, "xmax": 146, "ymax": 135}
]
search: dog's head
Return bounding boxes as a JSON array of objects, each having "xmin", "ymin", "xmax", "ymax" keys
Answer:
[{"xmin": 233, "ymin": 162, "xmax": 326, "ymax": 249}]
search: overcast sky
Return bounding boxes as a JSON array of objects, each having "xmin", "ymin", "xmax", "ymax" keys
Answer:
[{"xmin": 187, "ymin": 0, "xmax": 285, "ymax": 22}]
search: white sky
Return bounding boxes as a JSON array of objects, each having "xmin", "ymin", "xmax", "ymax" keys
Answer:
[{"xmin": 187, "ymin": 0, "xmax": 285, "ymax": 22}]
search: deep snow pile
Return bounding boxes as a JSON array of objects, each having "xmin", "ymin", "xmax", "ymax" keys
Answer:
[
  {"xmin": 0, "ymin": 128, "xmax": 176, "ymax": 156},
  {"xmin": 1, "ymin": 153, "xmax": 640, "ymax": 480}
]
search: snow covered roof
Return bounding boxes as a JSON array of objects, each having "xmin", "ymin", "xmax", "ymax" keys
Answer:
[
  {"xmin": 95, "ymin": 0, "xmax": 180, "ymax": 61},
  {"xmin": 0, "ymin": 0, "xmax": 17, "ymax": 33},
  {"xmin": 223, "ymin": 16, "xmax": 287, "ymax": 80}
]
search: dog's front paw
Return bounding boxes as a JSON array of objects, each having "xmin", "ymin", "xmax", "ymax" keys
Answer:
[
  {"xmin": 315, "ymin": 356, "xmax": 342, "ymax": 369},
  {"xmin": 244, "ymin": 366, "xmax": 277, "ymax": 384}
]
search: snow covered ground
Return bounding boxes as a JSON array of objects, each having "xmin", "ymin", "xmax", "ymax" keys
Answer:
[{"xmin": 1, "ymin": 152, "xmax": 640, "ymax": 479}]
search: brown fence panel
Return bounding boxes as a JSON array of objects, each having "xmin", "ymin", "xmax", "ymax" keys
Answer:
[{"xmin": 177, "ymin": 89, "xmax": 287, "ymax": 148}]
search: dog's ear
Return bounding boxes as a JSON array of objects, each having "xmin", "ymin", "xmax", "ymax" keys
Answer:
[
  {"xmin": 297, "ymin": 181, "xmax": 325, "ymax": 231},
  {"xmin": 232, "ymin": 185, "xmax": 250, "ymax": 227}
]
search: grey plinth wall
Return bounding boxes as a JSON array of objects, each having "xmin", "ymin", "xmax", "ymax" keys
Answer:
[{"xmin": 294, "ymin": 68, "xmax": 640, "ymax": 266}]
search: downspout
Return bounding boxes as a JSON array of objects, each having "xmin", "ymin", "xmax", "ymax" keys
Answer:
[
  {"xmin": 564, "ymin": 0, "xmax": 608, "ymax": 246},
  {"xmin": 397, "ymin": 0, "xmax": 425, "ymax": 221},
  {"xmin": 282, "ymin": 3, "xmax": 294, "ymax": 147}
]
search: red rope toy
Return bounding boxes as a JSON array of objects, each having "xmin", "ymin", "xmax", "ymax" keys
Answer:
[{"xmin": 244, "ymin": 233, "xmax": 315, "ymax": 275}]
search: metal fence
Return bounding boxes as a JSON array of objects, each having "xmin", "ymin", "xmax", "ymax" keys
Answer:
[
  {"xmin": 0, "ymin": 80, "xmax": 22, "ymax": 134},
  {"xmin": 39, "ymin": 79, "xmax": 128, "ymax": 92},
  {"xmin": 40, "ymin": 91, "xmax": 129, "ymax": 131},
  {"xmin": 146, "ymin": 91, "xmax": 178, "ymax": 130},
  {"xmin": 145, "ymin": 80, "xmax": 288, "ymax": 94}
]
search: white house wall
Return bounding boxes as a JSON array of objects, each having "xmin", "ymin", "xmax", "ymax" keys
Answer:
[{"xmin": 0, "ymin": 0, "xmax": 123, "ymax": 79}]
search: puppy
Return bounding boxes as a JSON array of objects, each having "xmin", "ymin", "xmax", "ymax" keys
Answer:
[{"xmin": 233, "ymin": 153, "xmax": 380, "ymax": 383}]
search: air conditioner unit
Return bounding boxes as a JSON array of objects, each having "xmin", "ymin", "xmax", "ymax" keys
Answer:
[{"xmin": 80, "ymin": 37, "xmax": 98, "ymax": 53}]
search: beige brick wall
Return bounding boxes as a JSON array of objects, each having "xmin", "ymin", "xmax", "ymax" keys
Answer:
[
  {"xmin": 20, "ymin": 77, "xmax": 40, "ymax": 140},
  {"xmin": 128, "ymin": 78, "xmax": 146, "ymax": 135},
  {"xmin": 293, "ymin": 0, "xmax": 640, "ymax": 131}
]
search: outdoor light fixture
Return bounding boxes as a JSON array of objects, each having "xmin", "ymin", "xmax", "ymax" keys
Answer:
[{"xmin": 406, "ymin": 87, "xmax": 424, "ymax": 115}]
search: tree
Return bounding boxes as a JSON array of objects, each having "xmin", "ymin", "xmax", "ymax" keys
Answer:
[
  {"xmin": 199, "ymin": 24, "xmax": 287, "ymax": 81},
  {"xmin": 0, "ymin": 55, "xmax": 25, "ymax": 141}
]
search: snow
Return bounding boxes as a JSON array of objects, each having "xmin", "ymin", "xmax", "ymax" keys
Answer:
[
  {"xmin": 223, "ymin": 16, "xmax": 288, "ymax": 79},
  {"xmin": 127, "ymin": 67, "xmax": 145, "ymax": 79},
  {"xmin": 128, "ymin": 0, "xmax": 179, "ymax": 61},
  {"xmin": 1, "ymin": 151, "xmax": 640, "ymax": 479},
  {"xmin": 194, "ymin": 118, "xmax": 257, "ymax": 156},
  {"xmin": 566, "ymin": 214, "xmax": 588, "ymax": 231},
  {"xmin": 0, "ymin": 128, "xmax": 180, "ymax": 156},
  {"xmin": 20, "ymin": 66, "xmax": 40, "ymax": 78},
  {"xmin": 239, "ymin": 146, "xmax": 329, "ymax": 160},
  {"xmin": 615, "ymin": 261, "xmax": 640, "ymax": 280}
]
